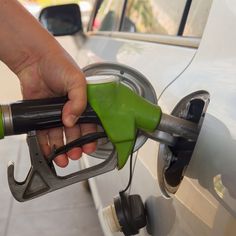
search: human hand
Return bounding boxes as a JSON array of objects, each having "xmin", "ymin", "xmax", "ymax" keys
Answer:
[{"xmin": 17, "ymin": 49, "xmax": 96, "ymax": 167}]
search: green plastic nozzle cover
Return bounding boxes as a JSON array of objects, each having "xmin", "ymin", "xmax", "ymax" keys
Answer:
[{"xmin": 87, "ymin": 79, "xmax": 162, "ymax": 169}]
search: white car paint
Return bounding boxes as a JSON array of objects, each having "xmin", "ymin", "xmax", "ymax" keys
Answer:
[
  {"xmin": 74, "ymin": 35, "xmax": 197, "ymax": 97},
  {"xmin": 155, "ymin": 0, "xmax": 236, "ymax": 234},
  {"xmin": 3, "ymin": 0, "xmax": 233, "ymax": 235},
  {"xmin": 65, "ymin": 0, "xmax": 236, "ymax": 235}
]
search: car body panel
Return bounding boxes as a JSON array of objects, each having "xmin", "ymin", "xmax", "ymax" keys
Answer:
[
  {"xmin": 74, "ymin": 0, "xmax": 236, "ymax": 235},
  {"xmin": 43, "ymin": 0, "xmax": 236, "ymax": 235},
  {"xmin": 97, "ymin": 0, "xmax": 235, "ymax": 235},
  {"xmin": 155, "ymin": 0, "xmax": 236, "ymax": 234},
  {"xmin": 71, "ymin": 35, "xmax": 197, "ymax": 97}
]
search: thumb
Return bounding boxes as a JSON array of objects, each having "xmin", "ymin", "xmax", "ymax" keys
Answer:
[{"xmin": 62, "ymin": 77, "xmax": 87, "ymax": 128}]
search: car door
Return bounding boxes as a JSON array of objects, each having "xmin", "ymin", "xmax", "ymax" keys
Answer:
[
  {"xmin": 125, "ymin": 0, "xmax": 236, "ymax": 236},
  {"xmin": 141, "ymin": 0, "xmax": 236, "ymax": 235}
]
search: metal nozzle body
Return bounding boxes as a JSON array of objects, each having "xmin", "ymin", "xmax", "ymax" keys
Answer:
[{"xmin": 158, "ymin": 113, "xmax": 199, "ymax": 141}]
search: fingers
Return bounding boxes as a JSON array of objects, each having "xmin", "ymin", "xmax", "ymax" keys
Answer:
[
  {"xmin": 37, "ymin": 129, "xmax": 68, "ymax": 167},
  {"xmin": 64, "ymin": 125, "xmax": 82, "ymax": 160},
  {"xmin": 80, "ymin": 124, "xmax": 97, "ymax": 154},
  {"xmin": 37, "ymin": 130, "xmax": 50, "ymax": 156},
  {"xmin": 64, "ymin": 124, "xmax": 97, "ymax": 159},
  {"xmin": 38, "ymin": 127, "xmax": 81, "ymax": 167},
  {"xmin": 48, "ymin": 127, "xmax": 68, "ymax": 168},
  {"xmin": 38, "ymin": 124, "xmax": 97, "ymax": 168}
]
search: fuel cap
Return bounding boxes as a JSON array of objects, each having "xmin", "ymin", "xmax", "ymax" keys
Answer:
[{"xmin": 103, "ymin": 192, "xmax": 147, "ymax": 235}]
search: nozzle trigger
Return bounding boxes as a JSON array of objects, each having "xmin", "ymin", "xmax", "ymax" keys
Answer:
[{"xmin": 7, "ymin": 131, "xmax": 117, "ymax": 202}]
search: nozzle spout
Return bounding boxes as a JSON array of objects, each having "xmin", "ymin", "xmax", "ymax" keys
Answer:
[{"xmin": 158, "ymin": 113, "xmax": 199, "ymax": 141}]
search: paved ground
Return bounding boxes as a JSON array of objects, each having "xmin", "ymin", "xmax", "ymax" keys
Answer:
[{"xmin": 0, "ymin": 135, "xmax": 103, "ymax": 236}]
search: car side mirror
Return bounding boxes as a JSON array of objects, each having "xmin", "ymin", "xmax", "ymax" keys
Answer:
[{"xmin": 39, "ymin": 4, "xmax": 83, "ymax": 36}]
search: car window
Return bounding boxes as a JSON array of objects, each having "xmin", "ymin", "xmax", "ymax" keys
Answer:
[
  {"xmin": 183, "ymin": 0, "xmax": 213, "ymax": 37},
  {"xmin": 92, "ymin": 0, "xmax": 125, "ymax": 31},
  {"xmin": 121, "ymin": 0, "xmax": 187, "ymax": 35}
]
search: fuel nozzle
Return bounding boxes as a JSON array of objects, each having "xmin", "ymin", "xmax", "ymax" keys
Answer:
[
  {"xmin": 0, "ymin": 77, "xmax": 199, "ymax": 166},
  {"xmin": 144, "ymin": 113, "xmax": 199, "ymax": 147}
]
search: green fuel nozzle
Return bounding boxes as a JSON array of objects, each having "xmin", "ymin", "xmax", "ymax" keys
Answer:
[
  {"xmin": 87, "ymin": 77, "xmax": 162, "ymax": 169},
  {"xmin": 0, "ymin": 77, "xmax": 162, "ymax": 169}
]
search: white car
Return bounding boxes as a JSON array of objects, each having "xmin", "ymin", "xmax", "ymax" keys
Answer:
[{"xmin": 39, "ymin": 0, "xmax": 236, "ymax": 235}]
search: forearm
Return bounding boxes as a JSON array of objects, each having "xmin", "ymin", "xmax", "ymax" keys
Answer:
[{"xmin": 0, "ymin": 0, "xmax": 62, "ymax": 73}]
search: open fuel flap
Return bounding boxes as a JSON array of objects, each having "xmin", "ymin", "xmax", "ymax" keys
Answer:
[{"xmin": 158, "ymin": 91, "xmax": 210, "ymax": 198}]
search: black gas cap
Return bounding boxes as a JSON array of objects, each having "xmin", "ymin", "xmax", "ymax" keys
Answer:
[{"xmin": 114, "ymin": 192, "xmax": 147, "ymax": 235}]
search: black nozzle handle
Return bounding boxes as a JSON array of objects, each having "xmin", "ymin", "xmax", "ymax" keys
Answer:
[{"xmin": 4, "ymin": 96, "xmax": 100, "ymax": 135}]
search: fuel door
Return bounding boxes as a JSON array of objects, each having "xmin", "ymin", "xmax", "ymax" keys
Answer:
[{"xmin": 158, "ymin": 91, "xmax": 210, "ymax": 198}]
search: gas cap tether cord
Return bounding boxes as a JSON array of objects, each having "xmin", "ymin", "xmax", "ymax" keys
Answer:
[{"xmin": 120, "ymin": 131, "xmax": 139, "ymax": 194}]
